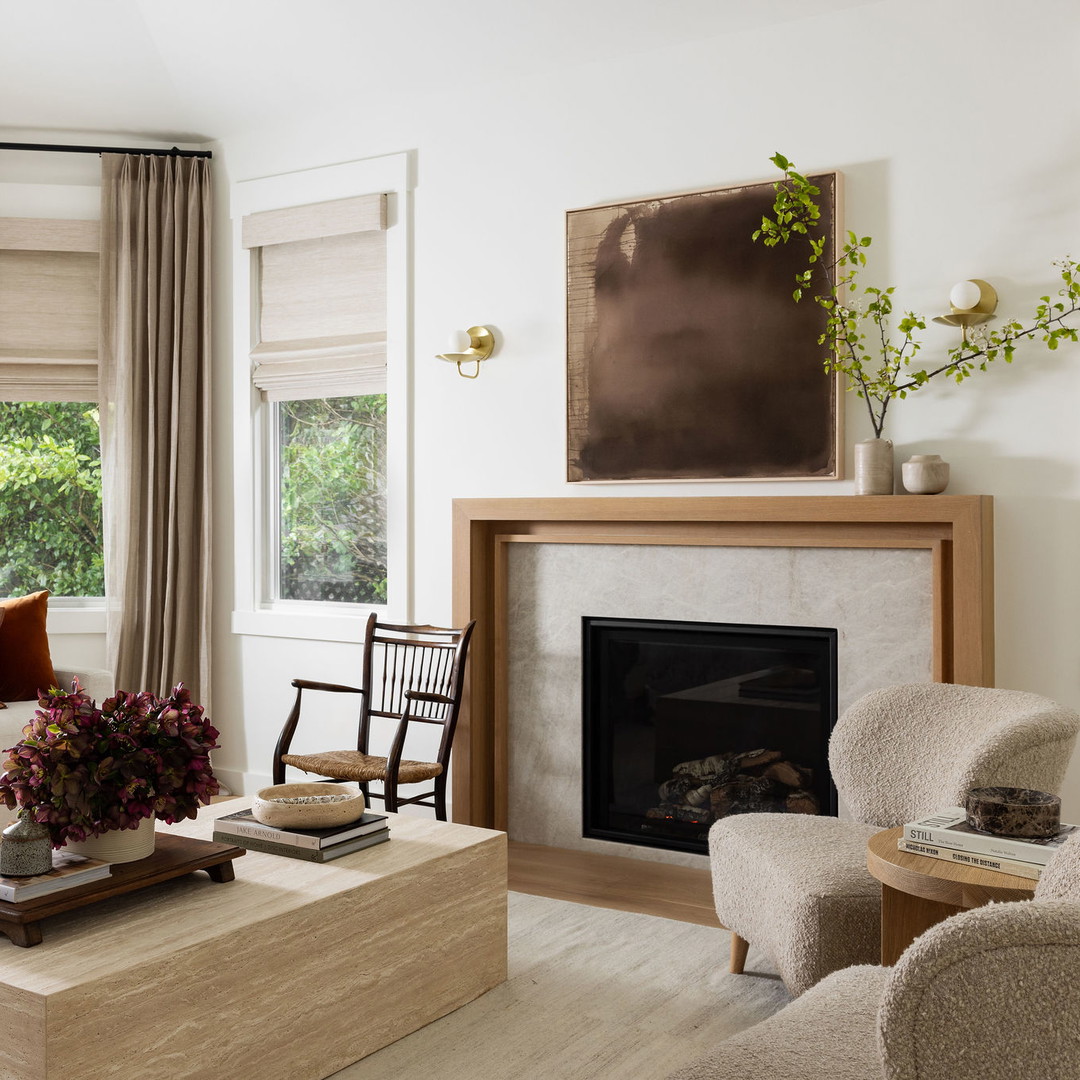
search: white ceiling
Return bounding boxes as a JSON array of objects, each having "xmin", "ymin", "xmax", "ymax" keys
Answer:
[{"xmin": 1, "ymin": 0, "xmax": 881, "ymax": 144}]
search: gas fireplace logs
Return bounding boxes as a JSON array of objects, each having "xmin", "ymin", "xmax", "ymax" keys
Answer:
[{"xmin": 647, "ymin": 747, "xmax": 818, "ymax": 825}]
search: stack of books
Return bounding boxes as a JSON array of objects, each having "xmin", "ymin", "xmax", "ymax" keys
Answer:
[
  {"xmin": 900, "ymin": 807, "xmax": 1077, "ymax": 881},
  {"xmin": 0, "ymin": 850, "xmax": 112, "ymax": 903},
  {"xmin": 212, "ymin": 807, "xmax": 390, "ymax": 862}
]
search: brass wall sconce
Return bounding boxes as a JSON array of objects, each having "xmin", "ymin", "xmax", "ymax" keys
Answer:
[
  {"xmin": 932, "ymin": 279, "xmax": 998, "ymax": 342},
  {"xmin": 436, "ymin": 326, "xmax": 495, "ymax": 379}
]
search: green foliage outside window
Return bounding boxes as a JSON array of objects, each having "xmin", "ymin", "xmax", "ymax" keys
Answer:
[
  {"xmin": 0, "ymin": 402, "xmax": 104, "ymax": 598},
  {"xmin": 278, "ymin": 395, "xmax": 387, "ymax": 605}
]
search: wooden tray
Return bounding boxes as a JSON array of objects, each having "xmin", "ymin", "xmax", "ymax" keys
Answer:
[{"xmin": 0, "ymin": 833, "xmax": 245, "ymax": 947}]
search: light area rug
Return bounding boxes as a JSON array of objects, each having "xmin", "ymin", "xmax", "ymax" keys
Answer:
[{"xmin": 332, "ymin": 891, "xmax": 792, "ymax": 1080}]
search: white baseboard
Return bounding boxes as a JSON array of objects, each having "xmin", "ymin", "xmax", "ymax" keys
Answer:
[{"xmin": 213, "ymin": 769, "xmax": 272, "ymax": 797}]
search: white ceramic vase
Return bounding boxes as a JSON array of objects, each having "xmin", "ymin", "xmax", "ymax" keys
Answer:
[
  {"xmin": 854, "ymin": 438, "xmax": 894, "ymax": 495},
  {"xmin": 64, "ymin": 815, "xmax": 157, "ymax": 864},
  {"xmin": 902, "ymin": 454, "xmax": 950, "ymax": 495}
]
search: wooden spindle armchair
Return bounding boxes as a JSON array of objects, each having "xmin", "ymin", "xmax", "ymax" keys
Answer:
[{"xmin": 273, "ymin": 614, "xmax": 475, "ymax": 820}]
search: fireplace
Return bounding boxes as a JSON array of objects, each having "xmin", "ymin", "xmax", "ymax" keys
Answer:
[
  {"xmin": 582, "ymin": 617, "xmax": 838, "ymax": 855},
  {"xmin": 451, "ymin": 496, "xmax": 992, "ymax": 919}
]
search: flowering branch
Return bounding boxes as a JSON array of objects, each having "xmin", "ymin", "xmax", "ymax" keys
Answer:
[{"xmin": 753, "ymin": 153, "xmax": 1080, "ymax": 439}]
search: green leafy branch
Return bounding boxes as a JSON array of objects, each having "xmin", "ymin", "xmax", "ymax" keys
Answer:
[{"xmin": 753, "ymin": 152, "xmax": 1080, "ymax": 439}]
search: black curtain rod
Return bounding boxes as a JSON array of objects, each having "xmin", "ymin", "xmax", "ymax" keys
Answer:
[{"xmin": 0, "ymin": 141, "xmax": 212, "ymax": 159}]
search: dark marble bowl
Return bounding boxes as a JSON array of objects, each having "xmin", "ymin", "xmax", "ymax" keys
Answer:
[{"xmin": 965, "ymin": 787, "xmax": 1061, "ymax": 839}]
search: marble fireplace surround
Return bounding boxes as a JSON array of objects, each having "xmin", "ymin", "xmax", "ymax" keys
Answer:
[{"xmin": 450, "ymin": 496, "xmax": 993, "ymax": 909}]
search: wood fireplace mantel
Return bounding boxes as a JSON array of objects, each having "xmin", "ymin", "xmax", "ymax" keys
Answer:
[{"xmin": 451, "ymin": 495, "xmax": 994, "ymax": 834}]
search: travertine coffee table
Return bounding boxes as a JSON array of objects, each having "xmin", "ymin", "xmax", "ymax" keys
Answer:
[{"xmin": 0, "ymin": 802, "xmax": 507, "ymax": 1080}]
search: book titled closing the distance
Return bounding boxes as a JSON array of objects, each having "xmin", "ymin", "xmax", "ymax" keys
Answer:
[
  {"xmin": 0, "ymin": 850, "xmax": 112, "ymax": 902},
  {"xmin": 897, "ymin": 838, "xmax": 1042, "ymax": 881},
  {"xmin": 212, "ymin": 828, "xmax": 390, "ymax": 862},
  {"xmin": 214, "ymin": 808, "xmax": 390, "ymax": 850},
  {"xmin": 903, "ymin": 808, "xmax": 1077, "ymax": 867}
]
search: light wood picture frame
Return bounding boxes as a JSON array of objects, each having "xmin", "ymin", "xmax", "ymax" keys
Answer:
[{"xmin": 566, "ymin": 173, "xmax": 842, "ymax": 482}]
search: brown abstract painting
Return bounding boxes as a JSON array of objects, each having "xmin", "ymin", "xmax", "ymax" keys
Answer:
[{"xmin": 567, "ymin": 174, "xmax": 840, "ymax": 482}]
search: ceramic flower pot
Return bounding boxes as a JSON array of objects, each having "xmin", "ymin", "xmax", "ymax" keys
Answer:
[
  {"xmin": 854, "ymin": 438, "xmax": 894, "ymax": 495},
  {"xmin": 64, "ymin": 815, "xmax": 157, "ymax": 864},
  {"xmin": 902, "ymin": 454, "xmax": 950, "ymax": 495}
]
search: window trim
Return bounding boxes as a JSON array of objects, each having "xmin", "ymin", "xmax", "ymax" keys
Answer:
[
  {"xmin": 230, "ymin": 153, "xmax": 412, "ymax": 642},
  {"xmin": 46, "ymin": 602, "xmax": 107, "ymax": 635}
]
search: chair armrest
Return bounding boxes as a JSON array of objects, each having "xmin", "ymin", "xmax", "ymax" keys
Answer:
[
  {"xmin": 273, "ymin": 680, "xmax": 366, "ymax": 781},
  {"xmin": 291, "ymin": 678, "xmax": 363, "ymax": 694},
  {"xmin": 385, "ymin": 692, "xmax": 450, "ymax": 772},
  {"xmin": 879, "ymin": 898, "xmax": 1080, "ymax": 1079},
  {"xmin": 403, "ymin": 690, "xmax": 454, "ymax": 705}
]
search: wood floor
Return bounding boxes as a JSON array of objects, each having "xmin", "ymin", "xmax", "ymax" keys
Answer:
[{"xmin": 508, "ymin": 841, "xmax": 720, "ymax": 927}]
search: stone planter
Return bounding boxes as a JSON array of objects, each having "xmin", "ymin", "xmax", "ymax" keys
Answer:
[
  {"xmin": 854, "ymin": 438, "xmax": 894, "ymax": 495},
  {"xmin": 64, "ymin": 815, "xmax": 157, "ymax": 864}
]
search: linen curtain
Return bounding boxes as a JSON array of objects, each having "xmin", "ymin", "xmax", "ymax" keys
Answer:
[{"xmin": 98, "ymin": 154, "xmax": 212, "ymax": 707}]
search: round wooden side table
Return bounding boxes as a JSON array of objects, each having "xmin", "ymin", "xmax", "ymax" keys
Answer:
[{"xmin": 866, "ymin": 826, "xmax": 1036, "ymax": 965}]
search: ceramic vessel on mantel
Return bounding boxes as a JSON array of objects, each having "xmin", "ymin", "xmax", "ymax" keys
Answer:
[
  {"xmin": 902, "ymin": 454, "xmax": 950, "ymax": 495},
  {"xmin": 64, "ymin": 815, "xmax": 157, "ymax": 864},
  {"xmin": 854, "ymin": 438, "xmax": 894, "ymax": 495}
]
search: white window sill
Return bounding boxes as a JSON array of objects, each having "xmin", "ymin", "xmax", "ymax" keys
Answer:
[
  {"xmin": 231, "ymin": 607, "xmax": 384, "ymax": 644},
  {"xmin": 46, "ymin": 606, "xmax": 107, "ymax": 634}
]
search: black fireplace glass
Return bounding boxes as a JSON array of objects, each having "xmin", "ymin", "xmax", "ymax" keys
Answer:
[{"xmin": 582, "ymin": 616, "xmax": 839, "ymax": 855}]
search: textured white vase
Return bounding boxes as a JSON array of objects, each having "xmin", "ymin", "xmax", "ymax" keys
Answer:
[
  {"xmin": 854, "ymin": 438, "xmax": 894, "ymax": 495},
  {"xmin": 64, "ymin": 815, "xmax": 157, "ymax": 864},
  {"xmin": 902, "ymin": 454, "xmax": 950, "ymax": 495}
]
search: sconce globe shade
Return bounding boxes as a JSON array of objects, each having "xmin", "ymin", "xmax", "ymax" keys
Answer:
[{"xmin": 949, "ymin": 279, "xmax": 983, "ymax": 312}]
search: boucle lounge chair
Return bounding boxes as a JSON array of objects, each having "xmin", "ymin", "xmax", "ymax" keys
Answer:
[
  {"xmin": 669, "ymin": 831, "xmax": 1080, "ymax": 1080},
  {"xmin": 709, "ymin": 682, "xmax": 1080, "ymax": 996}
]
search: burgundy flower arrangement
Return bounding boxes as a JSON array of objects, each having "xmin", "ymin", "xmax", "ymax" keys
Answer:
[{"xmin": 0, "ymin": 681, "xmax": 220, "ymax": 846}]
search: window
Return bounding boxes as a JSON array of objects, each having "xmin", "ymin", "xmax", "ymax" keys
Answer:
[
  {"xmin": 0, "ymin": 218, "xmax": 103, "ymax": 601},
  {"xmin": 276, "ymin": 395, "xmax": 386, "ymax": 604},
  {"xmin": 0, "ymin": 401, "xmax": 103, "ymax": 598},
  {"xmin": 231, "ymin": 154, "xmax": 410, "ymax": 640}
]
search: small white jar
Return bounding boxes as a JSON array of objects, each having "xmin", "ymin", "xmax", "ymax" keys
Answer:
[{"xmin": 902, "ymin": 454, "xmax": 950, "ymax": 495}]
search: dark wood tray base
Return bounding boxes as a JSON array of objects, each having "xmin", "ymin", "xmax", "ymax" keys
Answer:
[{"xmin": 0, "ymin": 833, "xmax": 245, "ymax": 947}]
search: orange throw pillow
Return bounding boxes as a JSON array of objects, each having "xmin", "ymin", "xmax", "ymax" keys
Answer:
[{"xmin": 0, "ymin": 591, "xmax": 57, "ymax": 702}]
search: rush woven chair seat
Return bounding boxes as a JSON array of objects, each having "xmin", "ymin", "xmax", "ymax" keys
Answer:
[
  {"xmin": 279, "ymin": 750, "xmax": 443, "ymax": 786},
  {"xmin": 273, "ymin": 614, "xmax": 475, "ymax": 820}
]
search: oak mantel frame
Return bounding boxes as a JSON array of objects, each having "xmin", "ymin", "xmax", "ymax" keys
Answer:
[{"xmin": 451, "ymin": 496, "xmax": 993, "ymax": 831}]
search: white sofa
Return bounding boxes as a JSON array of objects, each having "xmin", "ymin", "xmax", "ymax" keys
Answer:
[
  {"xmin": 0, "ymin": 667, "xmax": 113, "ymax": 830},
  {"xmin": 0, "ymin": 666, "xmax": 114, "ymax": 750}
]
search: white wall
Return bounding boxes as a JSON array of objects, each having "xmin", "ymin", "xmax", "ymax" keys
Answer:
[
  {"xmin": 7, "ymin": 0, "xmax": 1080, "ymax": 818},
  {"xmin": 217, "ymin": 0, "xmax": 1080, "ymax": 815}
]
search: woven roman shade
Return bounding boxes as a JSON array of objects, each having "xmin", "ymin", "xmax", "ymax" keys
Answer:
[
  {"xmin": 243, "ymin": 193, "xmax": 387, "ymax": 401},
  {"xmin": 0, "ymin": 218, "xmax": 100, "ymax": 401}
]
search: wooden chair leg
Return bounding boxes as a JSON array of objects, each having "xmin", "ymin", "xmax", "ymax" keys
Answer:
[
  {"xmin": 434, "ymin": 776, "xmax": 448, "ymax": 821},
  {"xmin": 730, "ymin": 933, "xmax": 750, "ymax": 974},
  {"xmin": 383, "ymin": 774, "xmax": 399, "ymax": 813}
]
